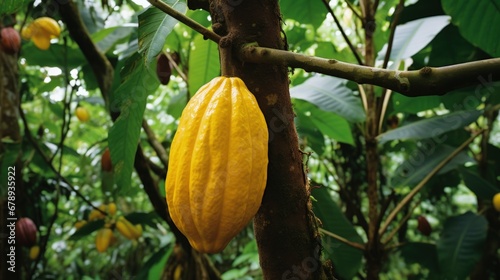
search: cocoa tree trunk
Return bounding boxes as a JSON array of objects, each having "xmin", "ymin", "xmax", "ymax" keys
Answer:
[{"xmin": 210, "ymin": 1, "xmax": 333, "ymax": 279}]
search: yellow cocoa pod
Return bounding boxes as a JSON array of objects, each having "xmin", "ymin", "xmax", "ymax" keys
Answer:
[
  {"xmin": 116, "ymin": 216, "xmax": 141, "ymax": 240},
  {"xmin": 107, "ymin": 202, "xmax": 117, "ymax": 216},
  {"xmin": 95, "ymin": 228, "xmax": 113, "ymax": 253},
  {"xmin": 75, "ymin": 107, "xmax": 90, "ymax": 122},
  {"xmin": 29, "ymin": 245, "xmax": 40, "ymax": 260},
  {"xmin": 165, "ymin": 77, "xmax": 268, "ymax": 253},
  {"xmin": 493, "ymin": 193, "xmax": 500, "ymax": 212},
  {"xmin": 88, "ymin": 208, "xmax": 105, "ymax": 221},
  {"xmin": 24, "ymin": 17, "xmax": 61, "ymax": 50}
]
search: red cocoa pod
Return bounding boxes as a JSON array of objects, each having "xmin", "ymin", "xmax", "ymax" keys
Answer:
[
  {"xmin": 1, "ymin": 27, "xmax": 21, "ymax": 55},
  {"xmin": 417, "ymin": 216, "xmax": 432, "ymax": 236},
  {"xmin": 16, "ymin": 217, "xmax": 38, "ymax": 247},
  {"xmin": 101, "ymin": 148, "xmax": 112, "ymax": 172},
  {"xmin": 156, "ymin": 53, "xmax": 172, "ymax": 85}
]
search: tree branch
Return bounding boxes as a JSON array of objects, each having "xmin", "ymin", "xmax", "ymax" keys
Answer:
[
  {"xmin": 147, "ymin": 0, "xmax": 221, "ymax": 43},
  {"xmin": 319, "ymin": 228, "xmax": 365, "ymax": 250},
  {"xmin": 321, "ymin": 0, "xmax": 363, "ymax": 65},
  {"xmin": 379, "ymin": 129, "xmax": 485, "ymax": 236},
  {"xmin": 238, "ymin": 46, "xmax": 500, "ymax": 97}
]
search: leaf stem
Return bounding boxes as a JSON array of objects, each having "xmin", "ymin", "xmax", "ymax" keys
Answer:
[{"xmin": 319, "ymin": 228, "xmax": 366, "ymax": 250}]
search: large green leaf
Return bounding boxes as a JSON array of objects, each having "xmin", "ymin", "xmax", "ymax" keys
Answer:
[
  {"xmin": 459, "ymin": 166, "xmax": 500, "ymax": 200},
  {"xmin": 311, "ymin": 186, "xmax": 363, "ymax": 279},
  {"xmin": 294, "ymin": 105, "xmax": 326, "ymax": 155},
  {"xmin": 138, "ymin": 0, "xmax": 187, "ymax": 65},
  {"xmin": 0, "ymin": 0, "xmax": 31, "ymax": 15},
  {"xmin": 437, "ymin": 212, "xmax": 487, "ymax": 280},
  {"xmin": 377, "ymin": 110, "xmax": 482, "ymax": 144},
  {"xmin": 188, "ymin": 33, "xmax": 220, "ymax": 94},
  {"xmin": 377, "ymin": 16, "xmax": 450, "ymax": 64},
  {"xmin": 391, "ymin": 144, "xmax": 473, "ymax": 188},
  {"xmin": 442, "ymin": 0, "xmax": 500, "ymax": 57},
  {"xmin": 400, "ymin": 242, "xmax": 439, "ymax": 273},
  {"xmin": 92, "ymin": 24, "xmax": 137, "ymax": 54},
  {"xmin": 290, "ymin": 76, "xmax": 365, "ymax": 123},
  {"xmin": 108, "ymin": 54, "xmax": 159, "ymax": 194},
  {"xmin": 294, "ymin": 100, "xmax": 354, "ymax": 145},
  {"xmin": 280, "ymin": 0, "xmax": 327, "ymax": 29},
  {"xmin": 392, "ymin": 93, "xmax": 441, "ymax": 114},
  {"xmin": 22, "ymin": 44, "xmax": 86, "ymax": 69}
]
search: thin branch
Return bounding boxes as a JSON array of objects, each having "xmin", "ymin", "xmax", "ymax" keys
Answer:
[
  {"xmin": 319, "ymin": 228, "xmax": 365, "ymax": 250},
  {"xmin": 238, "ymin": 46, "xmax": 500, "ymax": 97},
  {"xmin": 379, "ymin": 129, "xmax": 485, "ymax": 236},
  {"xmin": 142, "ymin": 119, "xmax": 169, "ymax": 168},
  {"xmin": 321, "ymin": 0, "xmax": 363, "ymax": 65},
  {"xmin": 344, "ymin": 0, "xmax": 362, "ymax": 20},
  {"xmin": 147, "ymin": 0, "xmax": 221, "ymax": 43},
  {"xmin": 382, "ymin": 199, "xmax": 420, "ymax": 244},
  {"xmin": 381, "ymin": 0, "xmax": 404, "ymax": 69},
  {"xmin": 358, "ymin": 84, "xmax": 368, "ymax": 112},
  {"xmin": 378, "ymin": 89, "xmax": 392, "ymax": 133},
  {"xmin": 165, "ymin": 52, "xmax": 188, "ymax": 82}
]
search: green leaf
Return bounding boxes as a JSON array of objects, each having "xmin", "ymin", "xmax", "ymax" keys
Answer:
[
  {"xmin": 294, "ymin": 100, "xmax": 354, "ymax": 145},
  {"xmin": 437, "ymin": 212, "xmax": 487, "ymax": 280},
  {"xmin": 459, "ymin": 166, "xmax": 500, "ymax": 200},
  {"xmin": 134, "ymin": 245, "xmax": 172, "ymax": 280},
  {"xmin": 22, "ymin": 44, "xmax": 86, "ymax": 69},
  {"xmin": 69, "ymin": 220, "xmax": 105, "ymax": 240},
  {"xmin": 377, "ymin": 16, "xmax": 450, "ymax": 64},
  {"xmin": 392, "ymin": 93, "xmax": 441, "ymax": 114},
  {"xmin": 167, "ymin": 91, "xmax": 188, "ymax": 119},
  {"xmin": 92, "ymin": 24, "xmax": 136, "ymax": 54},
  {"xmin": 108, "ymin": 55, "xmax": 159, "ymax": 194},
  {"xmin": 294, "ymin": 110, "xmax": 326, "ymax": 155},
  {"xmin": 311, "ymin": 186, "xmax": 363, "ymax": 279},
  {"xmin": 290, "ymin": 75, "xmax": 365, "ymax": 123},
  {"xmin": 188, "ymin": 33, "xmax": 220, "ymax": 94},
  {"xmin": 391, "ymin": 144, "xmax": 473, "ymax": 188},
  {"xmin": 400, "ymin": 242, "xmax": 439, "ymax": 273},
  {"xmin": 0, "ymin": 0, "xmax": 31, "ymax": 15},
  {"xmin": 124, "ymin": 212, "xmax": 159, "ymax": 228},
  {"xmin": 280, "ymin": 0, "xmax": 327, "ymax": 29},
  {"xmin": 377, "ymin": 110, "xmax": 482, "ymax": 144},
  {"xmin": 442, "ymin": 0, "xmax": 500, "ymax": 57},
  {"xmin": 138, "ymin": 0, "xmax": 188, "ymax": 65}
]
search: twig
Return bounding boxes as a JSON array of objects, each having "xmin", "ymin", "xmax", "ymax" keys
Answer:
[
  {"xmin": 381, "ymin": 0, "xmax": 404, "ymax": 70},
  {"xmin": 165, "ymin": 52, "xmax": 188, "ymax": 82},
  {"xmin": 321, "ymin": 0, "xmax": 363, "ymax": 65},
  {"xmin": 382, "ymin": 199, "xmax": 420, "ymax": 244},
  {"xmin": 319, "ymin": 228, "xmax": 365, "ymax": 250},
  {"xmin": 142, "ymin": 119, "xmax": 169, "ymax": 168},
  {"xmin": 238, "ymin": 46, "xmax": 500, "ymax": 97},
  {"xmin": 379, "ymin": 129, "xmax": 485, "ymax": 236},
  {"xmin": 147, "ymin": 0, "xmax": 221, "ymax": 43},
  {"xmin": 344, "ymin": 0, "xmax": 362, "ymax": 20}
]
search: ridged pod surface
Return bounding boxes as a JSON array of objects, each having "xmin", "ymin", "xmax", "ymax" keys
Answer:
[{"xmin": 166, "ymin": 77, "xmax": 268, "ymax": 253}]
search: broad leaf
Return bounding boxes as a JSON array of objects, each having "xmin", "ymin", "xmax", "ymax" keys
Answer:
[
  {"xmin": 92, "ymin": 24, "xmax": 137, "ymax": 54},
  {"xmin": 294, "ymin": 100, "xmax": 354, "ymax": 145},
  {"xmin": 108, "ymin": 54, "xmax": 160, "ymax": 194},
  {"xmin": 311, "ymin": 186, "xmax": 363, "ymax": 279},
  {"xmin": 377, "ymin": 16, "xmax": 450, "ymax": 64},
  {"xmin": 188, "ymin": 34, "xmax": 220, "ymax": 94},
  {"xmin": 69, "ymin": 220, "xmax": 105, "ymax": 240},
  {"xmin": 392, "ymin": 93, "xmax": 441, "ymax": 114},
  {"xmin": 400, "ymin": 242, "xmax": 439, "ymax": 273},
  {"xmin": 295, "ymin": 107, "xmax": 326, "ymax": 155},
  {"xmin": 0, "ymin": 0, "xmax": 31, "ymax": 15},
  {"xmin": 138, "ymin": 0, "xmax": 187, "ymax": 65},
  {"xmin": 442, "ymin": 0, "xmax": 500, "ymax": 57},
  {"xmin": 280, "ymin": 0, "xmax": 327, "ymax": 29},
  {"xmin": 378, "ymin": 110, "xmax": 482, "ymax": 144},
  {"xmin": 459, "ymin": 166, "xmax": 500, "ymax": 200},
  {"xmin": 391, "ymin": 144, "xmax": 473, "ymax": 188},
  {"xmin": 291, "ymin": 75, "xmax": 365, "ymax": 123},
  {"xmin": 437, "ymin": 212, "xmax": 487, "ymax": 280}
]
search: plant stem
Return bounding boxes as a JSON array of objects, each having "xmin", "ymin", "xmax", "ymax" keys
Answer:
[{"xmin": 319, "ymin": 228, "xmax": 366, "ymax": 250}]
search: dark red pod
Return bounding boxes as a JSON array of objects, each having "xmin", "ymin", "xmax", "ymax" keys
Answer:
[
  {"xmin": 16, "ymin": 217, "xmax": 38, "ymax": 247},
  {"xmin": 417, "ymin": 216, "xmax": 432, "ymax": 236},
  {"xmin": 0, "ymin": 27, "xmax": 21, "ymax": 55},
  {"xmin": 156, "ymin": 53, "xmax": 172, "ymax": 85}
]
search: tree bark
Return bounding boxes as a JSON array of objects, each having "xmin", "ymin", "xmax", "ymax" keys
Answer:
[{"xmin": 210, "ymin": 1, "xmax": 333, "ymax": 279}]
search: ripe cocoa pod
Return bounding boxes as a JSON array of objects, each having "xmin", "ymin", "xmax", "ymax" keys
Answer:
[
  {"xmin": 166, "ymin": 77, "xmax": 268, "ymax": 253},
  {"xmin": 29, "ymin": 245, "xmax": 40, "ymax": 260},
  {"xmin": 156, "ymin": 53, "xmax": 172, "ymax": 85},
  {"xmin": 116, "ymin": 216, "xmax": 141, "ymax": 240},
  {"xmin": 493, "ymin": 193, "xmax": 500, "ymax": 212},
  {"xmin": 417, "ymin": 216, "xmax": 432, "ymax": 236},
  {"xmin": 22, "ymin": 17, "xmax": 61, "ymax": 50},
  {"xmin": 16, "ymin": 217, "xmax": 38, "ymax": 247},
  {"xmin": 75, "ymin": 107, "xmax": 90, "ymax": 122},
  {"xmin": 88, "ymin": 208, "xmax": 106, "ymax": 221},
  {"xmin": 101, "ymin": 148, "xmax": 112, "ymax": 172},
  {"xmin": 95, "ymin": 228, "xmax": 113, "ymax": 253},
  {"xmin": 1, "ymin": 27, "xmax": 21, "ymax": 55},
  {"xmin": 107, "ymin": 202, "xmax": 117, "ymax": 216}
]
